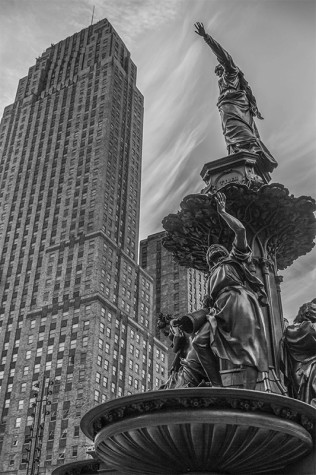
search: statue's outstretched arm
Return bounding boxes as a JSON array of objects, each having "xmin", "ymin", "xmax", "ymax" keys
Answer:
[
  {"xmin": 194, "ymin": 22, "xmax": 236, "ymax": 71},
  {"xmin": 215, "ymin": 192, "xmax": 248, "ymax": 251}
]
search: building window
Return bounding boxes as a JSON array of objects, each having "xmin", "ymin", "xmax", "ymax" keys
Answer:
[
  {"xmin": 56, "ymin": 359, "xmax": 63, "ymax": 368},
  {"xmin": 72, "ymin": 445, "xmax": 78, "ymax": 457},
  {"xmin": 82, "ymin": 336, "xmax": 88, "ymax": 347},
  {"xmin": 58, "ymin": 342, "xmax": 65, "ymax": 352}
]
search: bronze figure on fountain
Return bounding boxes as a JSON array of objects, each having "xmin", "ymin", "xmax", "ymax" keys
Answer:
[
  {"xmin": 164, "ymin": 192, "xmax": 269, "ymax": 390},
  {"xmin": 282, "ymin": 298, "xmax": 316, "ymax": 406},
  {"xmin": 195, "ymin": 22, "xmax": 277, "ymax": 173}
]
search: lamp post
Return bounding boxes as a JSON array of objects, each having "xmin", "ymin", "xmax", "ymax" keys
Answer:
[{"xmin": 23, "ymin": 377, "xmax": 54, "ymax": 475}]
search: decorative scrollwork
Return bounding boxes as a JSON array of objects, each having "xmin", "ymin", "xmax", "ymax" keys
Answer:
[{"xmin": 90, "ymin": 391, "xmax": 315, "ymax": 437}]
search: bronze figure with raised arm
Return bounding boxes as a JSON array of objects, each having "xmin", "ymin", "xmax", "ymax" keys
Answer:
[
  {"xmin": 169, "ymin": 192, "xmax": 269, "ymax": 390},
  {"xmin": 282, "ymin": 299, "xmax": 316, "ymax": 406},
  {"xmin": 194, "ymin": 22, "xmax": 277, "ymax": 172}
]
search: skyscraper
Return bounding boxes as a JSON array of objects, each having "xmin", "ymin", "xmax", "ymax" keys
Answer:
[{"xmin": 0, "ymin": 19, "xmax": 167, "ymax": 473}]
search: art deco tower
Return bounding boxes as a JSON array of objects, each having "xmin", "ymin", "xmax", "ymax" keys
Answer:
[{"xmin": 0, "ymin": 19, "xmax": 167, "ymax": 474}]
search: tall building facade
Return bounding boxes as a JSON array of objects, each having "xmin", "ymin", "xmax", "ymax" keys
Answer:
[
  {"xmin": 140, "ymin": 231, "xmax": 207, "ymax": 363},
  {"xmin": 0, "ymin": 19, "xmax": 167, "ymax": 474}
]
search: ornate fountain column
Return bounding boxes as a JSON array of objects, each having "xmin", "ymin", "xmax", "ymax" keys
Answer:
[{"xmin": 163, "ymin": 152, "xmax": 316, "ymax": 393}]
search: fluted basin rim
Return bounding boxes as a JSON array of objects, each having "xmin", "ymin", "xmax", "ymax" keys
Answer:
[{"xmin": 81, "ymin": 387, "xmax": 316, "ymax": 440}]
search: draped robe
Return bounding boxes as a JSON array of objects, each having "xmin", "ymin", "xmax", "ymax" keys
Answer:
[
  {"xmin": 204, "ymin": 33, "xmax": 277, "ymax": 172},
  {"xmin": 205, "ymin": 244, "xmax": 269, "ymax": 372}
]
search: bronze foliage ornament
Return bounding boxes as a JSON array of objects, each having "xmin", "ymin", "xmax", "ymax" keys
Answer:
[{"xmin": 162, "ymin": 183, "xmax": 316, "ymax": 272}]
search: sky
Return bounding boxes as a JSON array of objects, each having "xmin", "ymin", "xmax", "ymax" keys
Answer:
[{"xmin": 0, "ymin": 0, "xmax": 315, "ymax": 320}]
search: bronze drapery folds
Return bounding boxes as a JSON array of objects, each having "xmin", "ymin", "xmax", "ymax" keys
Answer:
[
  {"xmin": 282, "ymin": 299, "xmax": 316, "ymax": 406},
  {"xmin": 166, "ymin": 193, "xmax": 269, "ymax": 390}
]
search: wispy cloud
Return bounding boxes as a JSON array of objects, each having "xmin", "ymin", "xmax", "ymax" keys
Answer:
[{"xmin": 85, "ymin": 0, "xmax": 183, "ymax": 47}]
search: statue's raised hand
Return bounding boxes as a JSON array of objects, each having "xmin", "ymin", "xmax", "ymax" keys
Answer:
[
  {"xmin": 194, "ymin": 22, "xmax": 206, "ymax": 37},
  {"xmin": 215, "ymin": 192, "xmax": 226, "ymax": 214}
]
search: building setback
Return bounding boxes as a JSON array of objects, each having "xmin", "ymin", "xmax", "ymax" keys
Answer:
[
  {"xmin": 0, "ymin": 19, "xmax": 167, "ymax": 474},
  {"xmin": 140, "ymin": 231, "xmax": 207, "ymax": 364}
]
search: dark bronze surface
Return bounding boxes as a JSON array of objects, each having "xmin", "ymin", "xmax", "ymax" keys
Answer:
[
  {"xmin": 282, "ymin": 299, "xmax": 316, "ymax": 405},
  {"xmin": 162, "ymin": 183, "xmax": 316, "ymax": 272},
  {"xmin": 194, "ymin": 22, "xmax": 277, "ymax": 173}
]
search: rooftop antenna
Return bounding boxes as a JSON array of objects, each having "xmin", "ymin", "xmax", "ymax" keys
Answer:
[{"xmin": 91, "ymin": 5, "xmax": 95, "ymax": 26}]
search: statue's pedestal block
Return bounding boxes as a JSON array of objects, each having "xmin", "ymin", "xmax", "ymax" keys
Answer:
[
  {"xmin": 81, "ymin": 388, "xmax": 316, "ymax": 475},
  {"xmin": 200, "ymin": 151, "xmax": 270, "ymax": 193}
]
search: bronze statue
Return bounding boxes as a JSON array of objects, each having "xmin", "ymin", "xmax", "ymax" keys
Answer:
[
  {"xmin": 169, "ymin": 192, "xmax": 269, "ymax": 390},
  {"xmin": 194, "ymin": 22, "xmax": 277, "ymax": 172},
  {"xmin": 157, "ymin": 312, "xmax": 203, "ymax": 388},
  {"xmin": 281, "ymin": 299, "xmax": 316, "ymax": 406}
]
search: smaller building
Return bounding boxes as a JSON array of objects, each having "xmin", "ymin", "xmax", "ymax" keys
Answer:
[{"xmin": 140, "ymin": 231, "xmax": 207, "ymax": 367}]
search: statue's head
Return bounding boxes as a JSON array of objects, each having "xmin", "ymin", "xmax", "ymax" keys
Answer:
[
  {"xmin": 215, "ymin": 64, "xmax": 224, "ymax": 77},
  {"xmin": 206, "ymin": 244, "xmax": 229, "ymax": 268},
  {"xmin": 294, "ymin": 299, "xmax": 316, "ymax": 324}
]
